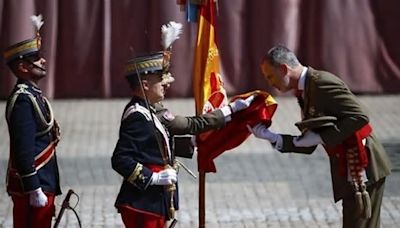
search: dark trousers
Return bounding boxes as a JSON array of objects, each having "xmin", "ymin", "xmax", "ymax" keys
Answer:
[
  {"xmin": 11, "ymin": 193, "xmax": 55, "ymax": 228},
  {"xmin": 342, "ymin": 178, "xmax": 386, "ymax": 228}
]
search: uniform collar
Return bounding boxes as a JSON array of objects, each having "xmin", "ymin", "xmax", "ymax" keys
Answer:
[
  {"xmin": 297, "ymin": 66, "xmax": 308, "ymax": 91},
  {"xmin": 16, "ymin": 79, "xmax": 42, "ymax": 94},
  {"xmin": 130, "ymin": 96, "xmax": 155, "ymax": 111}
]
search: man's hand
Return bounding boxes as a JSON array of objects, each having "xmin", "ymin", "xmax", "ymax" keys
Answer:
[
  {"xmin": 29, "ymin": 187, "xmax": 48, "ymax": 207},
  {"xmin": 229, "ymin": 95, "xmax": 255, "ymax": 113},
  {"xmin": 150, "ymin": 168, "xmax": 177, "ymax": 186},
  {"xmin": 247, "ymin": 123, "xmax": 279, "ymax": 143},
  {"xmin": 293, "ymin": 131, "xmax": 323, "ymax": 147}
]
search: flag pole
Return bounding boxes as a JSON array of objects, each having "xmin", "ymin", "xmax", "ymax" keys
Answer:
[
  {"xmin": 190, "ymin": 1, "xmax": 221, "ymax": 227},
  {"xmin": 199, "ymin": 171, "xmax": 206, "ymax": 228}
]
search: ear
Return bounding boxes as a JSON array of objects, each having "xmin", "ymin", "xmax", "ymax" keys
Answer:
[
  {"xmin": 141, "ymin": 79, "xmax": 149, "ymax": 90},
  {"xmin": 17, "ymin": 62, "xmax": 30, "ymax": 73},
  {"xmin": 279, "ymin": 64, "xmax": 288, "ymax": 75}
]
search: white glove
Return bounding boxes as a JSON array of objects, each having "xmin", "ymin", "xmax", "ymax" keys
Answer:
[
  {"xmin": 229, "ymin": 95, "xmax": 255, "ymax": 113},
  {"xmin": 29, "ymin": 187, "xmax": 48, "ymax": 207},
  {"xmin": 150, "ymin": 168, "xmax": 177, "ymax": 186},
  {"xmin": 247, "ymin": 124, "xmax": 279, "ymax": 143},
  {"xmin": 293, "ymin": 131, "xmax": 323, "ymax": 147}
]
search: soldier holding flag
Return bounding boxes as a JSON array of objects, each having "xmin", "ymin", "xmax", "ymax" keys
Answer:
[{"xmin": 111, "ymin": 21, "xmax": 254, "ymax": 228}]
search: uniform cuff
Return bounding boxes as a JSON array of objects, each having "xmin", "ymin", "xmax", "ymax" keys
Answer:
[
  {"xmin": 21, "ymin": 172, "xmax": 40, "ymax": 192},
  {"xmin": 126, "ymin": 163, "xmax": 153, "ymax": 190},
  {"xmin": 220, "ymin": 106, "xmax": 232, "ymax": 122},
  {"xmin": 274, "ymin": 135, "xmax": 284, "ymax": 150}
]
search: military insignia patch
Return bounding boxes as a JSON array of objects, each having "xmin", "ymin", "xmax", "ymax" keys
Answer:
[{"xmin": 163, "ymin": 111, "xmax": 175, "ymax": 121}]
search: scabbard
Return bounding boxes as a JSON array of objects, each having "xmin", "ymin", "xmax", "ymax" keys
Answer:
[
  {"xmin": 53, "ymin": 189, "xmax": 81, "ymax": 228},
  {"xmin": 169, "ymin": 219, "xmax": 178, "ymax": 228}
]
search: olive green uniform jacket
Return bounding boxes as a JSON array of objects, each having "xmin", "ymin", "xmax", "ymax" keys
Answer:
[
  {"xmin": 154, "ymin": 103, "xmax": 226, "ymax": 135},
  {"xmin": 154, "ymin": 103, "xmax": 227, "ymax": 158},
  {"xmin": 278, "ymin": 67, "xmax": 392, "ymax": 202}
]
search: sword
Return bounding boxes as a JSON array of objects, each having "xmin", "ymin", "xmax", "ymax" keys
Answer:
[
  {"xmin": 175, "ymin": 159, "xmax": 197, "ymax": 179},
  {"xmin": 134, "ymin": 60, "xmax": 178, "ymax": 221},
  {"xmin": 169, "ymin": 218, "xmax": 178, "ymax": 228},
  {"xmin": 53, "ymin": 189, "xmax": 81, "ymax": 228}
]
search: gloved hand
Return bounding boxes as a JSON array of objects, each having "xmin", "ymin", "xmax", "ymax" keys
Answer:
[
  {"xmin": 247, "ymin": 124, "xmax": 279, "ymax": 143},
  {"xmin": 29, "ymin": 187, "xmax": 48, "ymax": 207},
  {"xmin": 229, "ymin": 95, "xmax": 255, "ymax": 113},
  {"xmin": 293, "ymin": 130, "xmax": 323, "ymax": 147},
  {"xmin": 150, "ymin": 168, "xmax": 177, "ymax": 186}
]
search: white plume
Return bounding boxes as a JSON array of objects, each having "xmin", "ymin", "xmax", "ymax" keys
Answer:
[
  {"xmin": 161, "ymin": 21, "xmax": 183, "ymax": 50},
  {"xmin": 30, "ymin": 14, "xmax": 44, "ymax": 32}
]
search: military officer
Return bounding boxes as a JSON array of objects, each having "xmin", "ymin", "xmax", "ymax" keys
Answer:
[
  {"xmin": 111, "ymin": 51, "xmax": 254, "ymax": 228},
  {"xmin": 3, "ymin": 15, "xmax": 61, "ymax": 228},
  {"xmin": 248, "ymin": 45, "xmax": 392, "ymax": 228}
]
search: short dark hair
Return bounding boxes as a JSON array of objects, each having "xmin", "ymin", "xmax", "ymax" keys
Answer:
[
  {"xmin": 126, "ymin": 73, "xmax": 162, "ymax": 90},
  {"xmin": 126, "ymin": 74, "xmax": 141, "ymax": 89},
  {"xmin": 6, "ymin": 59, "xmax": 26, "ymax": 75},
  {"xmin": 264, "ymin": 45, "xmax": 300, "ymax": 68}
]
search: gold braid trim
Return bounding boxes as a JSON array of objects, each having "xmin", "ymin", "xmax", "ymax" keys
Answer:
[
  {"xmin": 3, "ymin": 39, "xmax": 38, "ymax": 60},
  {"xmin": 6, "ymin": 84, "xmax": 54, "ymax": 137},
  {"xmin": 126, "ymin": 59, "xmax": 163, "ymax": 75},
  {"xmin": 126, "ymin": 163, "xmax": 143, "ymax": 185}
]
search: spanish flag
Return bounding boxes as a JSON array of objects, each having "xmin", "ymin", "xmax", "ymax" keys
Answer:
[
  {"xmin": 196, "ymin": 91, "xmax": 278, "ymax": 172},
  {"xmin": 193, "ymin": 0, "xmax": 278, "ymax": 172},
  {"xmin": 192, "ymin": 0, "xmax": 227, "ymax": 115}
]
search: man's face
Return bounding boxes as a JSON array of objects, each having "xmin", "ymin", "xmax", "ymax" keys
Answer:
[
  {"xmin": 27, "ymin": 56, "xmax": 47, "ymax": 79},
  {"xmin": 260, "ymin": 60, "xmax": 291, "ymax": 92},
  {"xmin": 144, "ymin": 74, "xmax": 165, "ymax": 103}
]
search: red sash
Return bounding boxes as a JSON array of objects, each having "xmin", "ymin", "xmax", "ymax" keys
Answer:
[
  {"xmin": 145, "ymin": 164, "xmax": 164, "ymax": 173},
  {"xmin": 325, "ymin": 124, "xmax": 372, "ymax": 176},
  {"xmin": 34, "ymin": 142, "xmax": 56, "ymax": 170},
  {"xmin": 7, "ymin": 141, "xmax": 57, "ymax": 193}
]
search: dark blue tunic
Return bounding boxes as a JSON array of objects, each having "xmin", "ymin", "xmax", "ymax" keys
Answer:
[
  {"xmin": 6, "ymin": 80, "xmax": 61, "ymax": 195},
  {"xmin": 111, "ymin": 96, "xmax": 177, "ymax": 219}
]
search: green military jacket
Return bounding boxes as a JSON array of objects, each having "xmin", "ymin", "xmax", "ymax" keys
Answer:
[
  {"xmin": 153, "ymin": 102, "xmax": 226, "ymax": 158},
  {"xmin": 278, "ymin": 67, "xmax": 392, "ymax": 202},
  {"xmin": 154, "ymin": 102, "xmax": 226, "ymax": 135}
]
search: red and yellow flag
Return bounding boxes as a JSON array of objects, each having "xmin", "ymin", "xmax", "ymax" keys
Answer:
[
  {"xmin": 192, "ymin": 0, "xmax": 227, "ymax": 115},
  {"xmin": 196, "ymin": 91, "xmax": 278, "ymax": 172},
  {"xmin": 193, "ymin": 0, "xmax": 278, "ymax": 172}
]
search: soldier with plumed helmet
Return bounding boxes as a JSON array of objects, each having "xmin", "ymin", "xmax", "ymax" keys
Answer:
[{"xmin": 3, "ymin": 14, "xmax": 61, "ymax": 228}]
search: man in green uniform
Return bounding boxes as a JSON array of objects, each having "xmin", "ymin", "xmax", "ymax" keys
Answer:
[
  {"xmin": 248, "ymin": 45, "xmax": 392, "ymax": 228},
  {"xmin": 154, "ymin": 62, "xmax": 254, "ymax": 158}
]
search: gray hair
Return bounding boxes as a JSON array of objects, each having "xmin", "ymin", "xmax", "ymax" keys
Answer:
[{"xmin": 264, "ymin": 45, "xmax": 300, "ymax": 68}]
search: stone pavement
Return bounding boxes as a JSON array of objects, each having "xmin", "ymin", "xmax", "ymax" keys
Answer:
[{"xmin": 0, "ymin": 95, "xmax": 399, "ymax": 228}]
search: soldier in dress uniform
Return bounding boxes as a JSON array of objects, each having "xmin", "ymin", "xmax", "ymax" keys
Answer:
[
  {"xmin": 3, "ymin": 15, "xmax": 61, "ymax": 228},
  {"xmin": 111, "ymin": 51, "xmax": 254, "ymax": 228},
  {"xmin": 112, "ymin": 21, "xmax": 254, "ymax": 227},
  {"xmin": 248, "ymin": 45, "xmax": 392, "ymax": 228}
]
